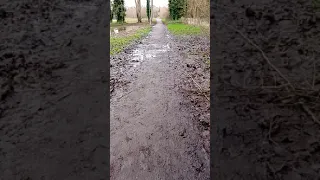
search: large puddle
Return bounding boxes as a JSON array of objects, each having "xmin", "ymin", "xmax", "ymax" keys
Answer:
[
  {"xmin": 128, "ymin": 42, "xmax": 171, "ymax": 68},
  {"xmin": 130, "ymin": 49, "xmax": 144, "ymax": 67},
  {"xmin": 110, "ymin": 26, "xmax": 136, "ymax": 35}
]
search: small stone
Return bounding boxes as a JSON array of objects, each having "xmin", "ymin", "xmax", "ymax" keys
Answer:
[
  {"xmin": 312, "ymin": 164, "xmax": 320, "ymax": 171},
  {"xmin": 316, "ymin": 12, "xmax": 320, "ymax": 20},
  {"xmin": 245, "ymin": 7, "xmax": 255, "ymax": 18},
  {"xmin": 283, "ymin": 171, "xmax": 301, "ymax": 180},
  {"xmin": 0, "ymin": 9, "xmax": 7, "ymax": 19},
  {"xmin": 202, "ymin": 130, "xmax": 210, "ymax": 138},
  {"xmin": 274, "ymin": 146, "xmax": 286, "ymax": 157}
]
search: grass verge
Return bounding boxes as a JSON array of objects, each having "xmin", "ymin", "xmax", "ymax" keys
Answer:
[
  {"xmin": 111, "ymin": 18, "xmax": 151, "ymax": 27},
  {"xmin": 110, "ymin": 26, "xmax": 151, "ymax": 55},
  {"xmin": 162, "ymin": 19, "xmax": 183, "ymax": 25},
  {"xmin": 167, "ymin": 22, "xmax": 202, "ymax": 35}
]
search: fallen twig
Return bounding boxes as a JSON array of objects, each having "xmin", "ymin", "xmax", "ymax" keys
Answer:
[
  {"xmin": 266, "ymin": 162, "xmax": 278, "ymax": 179},
  {"xmin": 223, "ymin": 23, "xmax": 320, "ymax": 127},
  {"xmin": 184, "ymin": 72, "xmax": 210, "ymax": 102},
  {"xmin": 300, "ymin": 102, "xmax": 320, "ymax": 126},
  {"xmin": 312, "ymin": 52, "xmax": 316, "ymax": 90},
  {"xmin": 57, "ymin": 92, "xmax": 72, "ymax": 102},
  {"xmin": 268, "ymin": 118, "xmax": 279, "ymax": 146},
  {"xmin": 223, "ymin": 23, "xmax": 295, "ymax": 91}
]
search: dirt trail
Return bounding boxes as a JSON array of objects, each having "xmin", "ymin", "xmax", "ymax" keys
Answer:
[{"xmin": 110, "ymin": 19, "xmax": 210, "ymax": 180}]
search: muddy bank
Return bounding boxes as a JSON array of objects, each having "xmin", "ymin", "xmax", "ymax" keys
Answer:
[
  {"xmin": 212, "ymin": 0, "xmax": 320, "ymax": 179},
  {"xmin": 173, "ymin": 35, "xmax": 210, "ymax": 153},
  {"xmin": 0, "ymin": 0, "xmax": 109, "ymax": 179}
]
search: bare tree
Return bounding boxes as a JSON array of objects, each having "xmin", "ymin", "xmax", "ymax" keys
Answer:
[
  {"xmin": 150, "ymin": 0, "xmax": 153, "ymax": 24},
  {"xmin": 186, "ymin": 0, "xmax": 209, "ymax": 22},
  {"xmin": 135, "ymin": 0, "xmax": 142, "ymax": 22}
]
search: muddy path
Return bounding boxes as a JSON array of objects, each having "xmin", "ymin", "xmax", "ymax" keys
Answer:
[{"xmin": 110, "ymin": 19, "xmax": 210, "ymax": 180}]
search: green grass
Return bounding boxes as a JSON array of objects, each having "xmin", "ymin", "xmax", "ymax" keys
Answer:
[
  {"xmin": 110, "ymin": 26, "xmax": 151, "ymax": 55},
  {"xmin": 161, "ymin": 18, "xmax": 167, "ymax": 24},
  {"xmin": 162, "ymin": 19, "xmax": 183, "ymax": 25},
  {"xmin": 167, "ymin": 23, "xmax": 202, "ymax": 35}
]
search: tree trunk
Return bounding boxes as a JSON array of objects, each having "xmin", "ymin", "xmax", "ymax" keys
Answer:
[
  {"xmin": 135, "ymin": 0, "xmax": 142, "ymax": 23},
  {"xmin": 150, "ymin": 0, "xmax": 153, "ymax": 25}
]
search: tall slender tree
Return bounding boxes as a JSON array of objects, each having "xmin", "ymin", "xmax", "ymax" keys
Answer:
[
  {"xmin": 146, "ymin": 0, "xmax": 151, "ymax": 22},
  {"xmin": 110, "ymin": 0, "xmax": 114, "ymax": 22},
  {"xmin": 150, "ymin": 0, "xmax": 153, "ymax": 25},
  {"xmin": 135, "ymin": 0, "xmax": 142, "ymax": 23}
]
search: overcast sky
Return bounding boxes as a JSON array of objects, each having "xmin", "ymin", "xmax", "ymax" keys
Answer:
[{"xmin": 124, "ymin": 0, "xmax": 168, "ymax": 7}]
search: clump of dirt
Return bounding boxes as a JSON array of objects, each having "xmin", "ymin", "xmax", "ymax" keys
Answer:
[
  {"xmin": 173, "ymin": 36, "xmax": 210, "ymax": 153},
  {"xmin": 212, "ymin": 0, "xmax": 320, "ymax": 179}
]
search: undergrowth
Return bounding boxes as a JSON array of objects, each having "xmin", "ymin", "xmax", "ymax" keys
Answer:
[{"xmin": 110, "ymin": 26, "xmax": 151, "ymax": 55}]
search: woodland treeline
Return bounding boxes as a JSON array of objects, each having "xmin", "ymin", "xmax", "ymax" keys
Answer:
[
  {"xmin": 169, "ymin": 0, "xmax": 209, "ymax": 21},
  {"xmin": 110, "ymin": 0, "xmax": 209, "ymax": 23}
]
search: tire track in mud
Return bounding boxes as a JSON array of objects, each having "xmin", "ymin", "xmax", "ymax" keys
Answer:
[{"xmin": 110, "ymin": 19, "xmax": 210, "ymax": 180}]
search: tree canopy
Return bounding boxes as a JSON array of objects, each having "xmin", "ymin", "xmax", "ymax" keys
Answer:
[
  {"xmin": 112, "ymin": 0, "xmax": 126, "ymax": 22},
  {"xmin": 168, "ymin": 0, "xmax": 186, "ymax": 20}
]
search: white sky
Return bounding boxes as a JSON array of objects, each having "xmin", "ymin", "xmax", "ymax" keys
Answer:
[{"xmin": 124, "ymin": 0, "xmax": 168, "ymax": 7}]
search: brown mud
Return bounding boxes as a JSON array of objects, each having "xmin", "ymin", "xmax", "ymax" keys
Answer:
[
  {"xmin": 0, "ymin": 0, "xmax": 109, "ymax": 179},
  {"xmin": 212, "ymin": 0, "xmax": 320, "ymax": 179},
  {"xmin": 110, "ymin": 19, "xmax": 210, "ymax": 180}
]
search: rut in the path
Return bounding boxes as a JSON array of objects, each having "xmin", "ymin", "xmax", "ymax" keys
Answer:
[{"xmin": 110, "ymin": 19, "xmax": 210, "ymax": 180}]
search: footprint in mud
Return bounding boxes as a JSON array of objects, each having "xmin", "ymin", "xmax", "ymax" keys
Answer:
[
  {"xmin": 139, "ymin": 145, "xmax": 152, "ymax": 156},
  {"xmin": 138, "ymin": 145, "xmax": 154, "ymax": 171},
  {"xmin": 179, "ymin": 128, "xmax": 187, "ymax": 138},
  {"xmin": 125, "ymin": 135, "xmax": 132, "ymax": 142}
]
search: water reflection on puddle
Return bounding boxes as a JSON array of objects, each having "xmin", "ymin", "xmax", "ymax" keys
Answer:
[
  {"xmin": 130, "ymin": 49, "xmax": 144, "ymax": 67},
  {"xmin": 110, "ymin": 26, "xmax": 136, "ymax": 34},
  {"xmin": 128, "ymin": 42, "xmax": 171, "ymax": 67},
  {"xmin": 146, "ymin": 54, "xmax": 156, "ymax": 58}
]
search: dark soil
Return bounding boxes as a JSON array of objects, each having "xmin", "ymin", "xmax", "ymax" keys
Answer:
[
  {"xmin": 174, "ymin": 36, "xmax": 210, "ymax": 153},
  {"xmin": 212, "ymin": 0, "xmax": 320, "ymax": 179},
  {"xmin": 0, "ymin": 0, "xmax": 109, "ymax": 179}
]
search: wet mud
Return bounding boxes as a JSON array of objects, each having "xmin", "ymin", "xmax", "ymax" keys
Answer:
[
  {"xmin": 174, "ymin": 36, "xmax": 210, "ymax": 154},
  {"xmin": 0, "ymin": 0, "xmax": 109, "ymax": 179},
  {"xmin": 212, "ymin": 0, "xmax": 320, "ymax": 179},
  {"xmin": 110, "ymin": 19, "xmax": 210, "ymax": 179}
]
